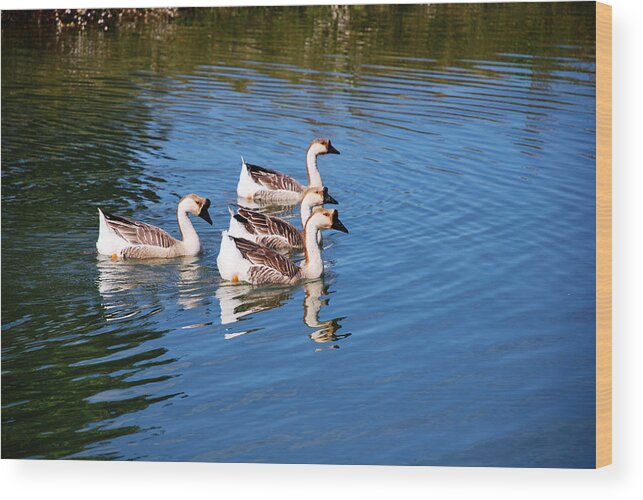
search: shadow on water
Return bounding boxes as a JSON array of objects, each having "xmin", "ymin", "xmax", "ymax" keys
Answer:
[
  {"xmin": 2, "ymin": 14, "xmax": 185, "ymax": 459},
  {"xmin": 1, "ymin": 278, "xmax": 178, "ymax": 459}
]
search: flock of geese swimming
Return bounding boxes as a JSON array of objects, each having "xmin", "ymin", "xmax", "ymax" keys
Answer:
[{"xmin": 96, "ymin": 139, "xmax": 348, "ymax": 286}]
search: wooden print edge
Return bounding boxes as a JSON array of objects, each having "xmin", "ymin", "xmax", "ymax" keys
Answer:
[{"xmin": 595, "ymin": 1, "xmax": 612, "ymax": 469}]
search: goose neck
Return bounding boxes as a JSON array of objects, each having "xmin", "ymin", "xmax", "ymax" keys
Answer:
[
  {"xmin": 306, "ymin": 149, "xmax": 323, "ymax": 187},
  {"xmin": 302, "ymin": 220, "xmax": 323, "ymax": 279},
  {"xmin": 177, "ymin": 205, "xmax": 200, "ymax": 252},
  {"xmin": 300, "ymin": 200, "xmax": 314, "ymax": 229}
]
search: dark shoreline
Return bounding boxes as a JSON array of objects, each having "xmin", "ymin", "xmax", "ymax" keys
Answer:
[{"xmin": 1, "ymin": 8, "xmax": 181, "ymax": 31}]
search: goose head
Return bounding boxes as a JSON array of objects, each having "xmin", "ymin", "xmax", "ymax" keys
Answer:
[
  {"xmin": 308, "ymin": 207, "xmax": 349, "ymax": 234},
  {"xmin": 179, "ymin": 194, "xmax": 213, "ymax": 225},
  {"xmin": 308, "ymin": 138, "xmax": 340, "ymax": 156},
  {"xmin": 302, "ymin": 186, "xmax": 338, "ymax": 209}
]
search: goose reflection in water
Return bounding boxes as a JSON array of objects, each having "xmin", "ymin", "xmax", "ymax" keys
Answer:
[
  {"xmin": 235, "ymin": 196, "xmax": 299, "ymax": 217},
  {"xmin": 215, "ymin": 277, "xmax": 350, "ymax": 349},
  {"xmin": 215, "ymin": 282, "xmax": 294, "ymax": 338},
  {"xmin": 96, "ymin": 256, "xmax": 213, "ymax": 322},
  {"xmin": 303, "ymin": 279, "xmax": 351, "ymax": 351},
  {"xmin": 175, "ymin": 257, "xmax": 214, "ymax": 311},
  {"xmin": 96, "ymin": 256, "xmax": 162, "ymax": 323}
]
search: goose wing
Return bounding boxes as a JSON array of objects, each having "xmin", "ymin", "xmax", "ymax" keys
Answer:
[
  {"xmin": 102, "ymin": 212, "xmax": 176, "ymax": 248},
  {"xmin": 248, "ymin": 266, "xmax": 299, "ymax": 285},
  {"xmin": 230, "ymin": 236, "xmax": 300, "ymax": 282},
  {"xmin": 236, "ymin": 208, "xmax": 304, "ymax": 249},
  {"xmin": 245, "ymin": 163, "xmax": 304, "ymax": 193}
]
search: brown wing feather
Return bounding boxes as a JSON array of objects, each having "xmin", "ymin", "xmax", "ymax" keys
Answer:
[
  {"xmin": 253, "ymin": 190, "xmax": 302, "ymax": 205},
  {"xmin": 248, "ymin": 266, "xmax": 298, "ymax": 285},
  {"xmin": 230, "ymin": 236, "xmax": 301, "ymax": 281},
  {"xmin": 255, "ymin": 235, "xmax": 294, "ymax": 252},
  {"xmin": 120, "ymin": 245, "xmax": 159, "ymax": 259},
  {"xmin": 237, "ymin": 208, "xmax": 304, "ymax": 249},
  {"xmin": 103, "ymin": 212, "xmax": 176, "ymax": 248},
  {"xmin": 246, "ymin": 163, "xmax": 304, "ymax": 193}
]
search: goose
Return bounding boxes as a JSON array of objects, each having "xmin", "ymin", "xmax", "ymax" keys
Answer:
[
  {"xmin": 96, "ymin": 194, "xmax": 212, "ymax": 259},
  {"xmin": 237, "ymin": 138, "xmax": 340, "ymax": 204},
  {"xmin": 217, "ymin": 208, "xmax": 348, "ymax": 285},
  {"xmin": 228, "ymin": 186, "xmax": 338, "ymax": 252}
]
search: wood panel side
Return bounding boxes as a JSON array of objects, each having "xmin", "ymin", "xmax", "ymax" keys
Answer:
[{"xmin": 595, "ymin": 1, "xmax": 612, "ymax": 469}]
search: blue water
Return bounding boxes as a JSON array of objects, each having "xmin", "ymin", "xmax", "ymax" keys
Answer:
[{"xmin": 2, "ymin": 4, "xmax": 596, "ymax": 466}]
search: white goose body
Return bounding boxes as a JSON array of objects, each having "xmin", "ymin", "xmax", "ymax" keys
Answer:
[
  {"xmin": 217, "ymin": 208, "xmax": 348, "ymax": 285},
  {"xmin": 96, "ymin": 194, "xmax": 212, "ymax": 259},
  {"xmin": 227, "ymin": 187, "xmax": 337, "ymax": 252},
  {"xmin": 236, "ymin": 139, "xmax": 340, "ymax": 204}
]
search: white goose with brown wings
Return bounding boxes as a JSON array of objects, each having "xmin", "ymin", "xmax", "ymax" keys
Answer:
[
  {"xmin": 236, "ymin": 139, "xmax": 340, "ymax": 204},
  {"xmin": 217, "ymin": 208, "xmax": 348, "ymax": 285},
  {"xmin": 96, "ymin": 194, "xmax": 213, "ymax": 259},
  {"xmin": 227, "ymin": 186, "xmax": 338, "ymax": 252}
]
